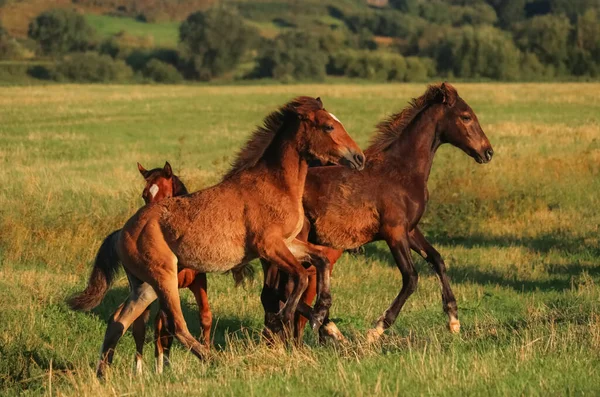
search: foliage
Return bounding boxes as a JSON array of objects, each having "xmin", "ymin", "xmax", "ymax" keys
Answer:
[
  {"xmin": 179, "ymin": 6, "xmax": 259, "ymax": 80},
  {"xmin": 327, "ymin": 50, "xmax": 434, "ymax": 82},
  {"xmin": 143, "ymin": 58, "xmax": 182, "ymax": 83},
  {"xmin": 27, "ymin": 8, "xmax": 96, "ymax": 56},
  {"xmin": 254, "ymin": 30, "xmax": 328, "ymax": 81},
  {"xmin": 2, "ymin": 0, "xmax": 600, "ymax": 82},
  {"xmin": 52, "ymin": 52, "xmax": 133, "ymax": 82},
  {"xmin": 432, "ymin": 25, "xmax": 522, "ymax": 80},
  {"xmin": 513, "ymin": 14, "xmax": 572, "ymax": 72}
]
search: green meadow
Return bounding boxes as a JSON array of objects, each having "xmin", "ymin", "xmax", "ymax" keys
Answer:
[
  {"xmin": 0, "ymin": 83, "xmax": 599, "ymax": 396},
  {"xmin": 85, "ymin": 14, "xmax": 180, "ymax": 47}
]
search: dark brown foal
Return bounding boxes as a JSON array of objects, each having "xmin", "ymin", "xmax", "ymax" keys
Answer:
[{"xmin": 262, "ymin": 83, "xmax": 494, "ymax": 343}]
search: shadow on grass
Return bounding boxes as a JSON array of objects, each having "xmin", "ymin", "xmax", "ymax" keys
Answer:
[
  {"xmin": 354, "ymin": 232, "xmax": 600, "ymax": 293},
  {"xmin": 93, "ymin": 287, "xmax": 258, "ymax": 352}
]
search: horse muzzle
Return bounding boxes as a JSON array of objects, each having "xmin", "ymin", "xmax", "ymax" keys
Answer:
[
  {"xmin": 341, "ymin": 150, "xmax": 365, "ymax": 170},
  {"xmin": 474, "ymin": 148, "xmax": 494, "ymax": 164}
]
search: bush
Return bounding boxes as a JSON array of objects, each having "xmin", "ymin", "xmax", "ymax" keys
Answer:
[
  {"xmin": 405, "ymin": 56, "xmax": 435, "ymax": 81},
  {"xmin": 431, "ymin": 25, "xmax": 522, "ymax": 80},
  {"xmin": 99, "ymin": 31, "xmax": 154, "ymax": 60},
  {"xmin": 513, "ymin": 14, "xmax": 572, "ymax": 72},
  {"xmin": 254, "ymin": 30, "xmax": 328, "ymax": 81},
  {"xmin": 328, "ymin": 50, "xmax": 434, "ymax": 82},
  {"xmin": 179, "ymin": 7, "xmax": 259, "ymax": 80},
  {"xmin": 143, "ymin": 59, "xmax": 182, "ymax": 83},
  {"xmin": 52, "ymin": 52, "xmax": 133, "ymax": 82},
  {"xmin": 28, "ymin": 9, "xmax": 96, "ymax": 56}
]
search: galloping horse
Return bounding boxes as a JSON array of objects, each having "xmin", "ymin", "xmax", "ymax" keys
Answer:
[
  {"xmin": 95, "ymin": 97, "xmax": 365, "ymax": 377},
  {"xmin": 261, "ymin": 83, "xmax": 494, "ymax": 343}
]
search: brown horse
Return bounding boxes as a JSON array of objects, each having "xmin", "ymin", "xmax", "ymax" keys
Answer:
[
  {"xmin": 94, "ymin": 97, "xmax": 365, "ymax": 377},
  {"xmin": 68, "ymin": 162, "xmax": 190, "ymax": 371},
  {"xmin": 261, "ymin": 83, "xmax": 494, "ymax": 343}
]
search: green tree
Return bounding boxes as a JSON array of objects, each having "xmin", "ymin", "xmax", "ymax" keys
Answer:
[
  {"xmin": 568, "ymin": 8, "xmax": 600, "ymax": 76},
  {"xmin": 487, "ymin": 0, "xmax": 527, "ymax": 28},
  {"xmin": 255, "ymin": 30, "xmax": 327, "ymax": 81},
  {"xmin": 179, "ymin": 7, "xmax": 258, "ymax": 80},
  {"xmin": 433, "ymin": 25, "xmax": 522, "ymax": 80},
  {"xmin": 28, "ymin": 9, "xmax": 95, "ymax": 56},
  {"xmin": 513, "ymin": 14, "xmax": 572, "ymax": 71}
]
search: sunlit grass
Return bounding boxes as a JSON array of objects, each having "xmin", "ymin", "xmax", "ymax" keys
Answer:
[{"xmin": 0, "ymin": 83, "xmax": 599, "ymax": 395}]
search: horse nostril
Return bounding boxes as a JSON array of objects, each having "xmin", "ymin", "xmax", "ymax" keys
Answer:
[
  {"xmin": 485, "ymin": 149, "xmax": 494, "ymax": 161},
  {"xmin": 353, "ymin": 153, "xmax": 365, "ymax": 167}
]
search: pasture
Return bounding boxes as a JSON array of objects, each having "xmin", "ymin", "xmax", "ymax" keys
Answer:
[{"xmin": 0, "ymin": 83, "xmax": 599, "ymax": 396}]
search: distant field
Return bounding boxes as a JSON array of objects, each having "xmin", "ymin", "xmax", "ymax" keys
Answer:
[
  {"xmin": 85, "ymin": 14, "xmax": 180, "ymax": 47},
  {"xmin": 0, "ymin": 83, "xmax": 599, "ymax": 395}
]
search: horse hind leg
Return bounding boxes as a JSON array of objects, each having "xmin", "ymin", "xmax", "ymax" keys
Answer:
[
  {"xmin": 152, "ymin": 269, "xmax": 208, "ymax": 361},
  {"xmin": 96, "ymin": 275, "xmax": 157, "ymax": 378},
  {"xmin": 409, "ymin": 227, "xmax": 459, "ymax": 333}
]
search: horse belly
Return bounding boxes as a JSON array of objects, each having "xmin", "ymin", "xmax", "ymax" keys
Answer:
[
  {"xmin": 174, "ymin": 235, "xmax": 246, "ymax": 273},
  {"xmin": 312, "ymin": 206, "xmax": 379, "ymax": 249}
]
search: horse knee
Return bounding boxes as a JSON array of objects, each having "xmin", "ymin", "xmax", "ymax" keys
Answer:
[
  {"xmin": 406, "ymin": 272, "xmax": 419, "ymax": 293},
  {"xmin": 200, "ymin": 310, "xmax": 212, "ymax": 330},
  {"xmin": 297, "ymin": 272, "xmax": 309, "ymax": 289}
]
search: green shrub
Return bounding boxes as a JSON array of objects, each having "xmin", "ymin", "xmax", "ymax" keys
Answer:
[
  {"xmin": 143, "ymin": 59, "xmax": 182, "ymax": 83},
  {"xmin": 405, "ymin": 56, "xmax": 435, "ymax": 81},
  {"xmin": 52, "ymin": 52, "xmax": 133, "ymax": 82},
  {"xmin": 28, "ymin": 8, "xmax": 96, "ymax": 56},
  {"xmin": 513, "ymin": 14, "xmax": 572, "ymax": 72},
  {"xmin": 328, "ymin": 50, "xmax": 434, "ymax": 82},
  {"xmin": 431, "ymin": 25, "xmax": 522, "ymax": 80},
  {"xmin": 254, "ymin": 30, "xmax": 328, "ymax": 81},
  {"xmin": 179, "ymin": 6, "xmax": 259, "ymax": 80}
]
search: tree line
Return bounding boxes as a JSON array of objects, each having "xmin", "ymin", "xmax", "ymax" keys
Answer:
[{"xmin": 0, "ymin": 0, "xmax": 599, "ymax": 83}]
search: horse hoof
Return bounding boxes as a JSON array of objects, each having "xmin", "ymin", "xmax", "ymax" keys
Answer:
[
  {"xmin": 319, "ymin": 321, "xmax": 346, "ymax": 344},
  {"xmin": 366, "ymin": 326, "xmax": 384, "ymax": 344},
  {"xmin": 266, "ymin": 316, "xmax": 284, "ymax": 334},
  {"xmin": 448, "ymin": 319, "xmax": 461, "ymax": 334}
]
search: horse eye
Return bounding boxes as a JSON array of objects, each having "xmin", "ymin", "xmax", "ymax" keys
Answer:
[
  {"xmin": 461, "ymin": 115, "xmax": 472, "ymax": 122},
  {"xmin": 323, "ymin": 125, "xmax": 334, "ymax": 133}
]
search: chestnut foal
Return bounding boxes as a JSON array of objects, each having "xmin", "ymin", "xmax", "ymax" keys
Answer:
[
  {"xmin": 262, "ymin": 83, "xmax": 494, "ymax": 343},
  {"xmin": 94, "ymin": 97, "xmax": 364, "ymax": 377},
  {"xmin": 68, "ymin": 162, "xmax": 196, "ymax": 372}
]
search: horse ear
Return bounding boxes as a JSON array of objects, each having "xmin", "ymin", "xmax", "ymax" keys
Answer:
[
  {"xmin": 163, "ymin": 161, "xmax": 173, "ymax": 178},
  {"xmin": 315, "ymin": 97, "xmax": 323, "ymax": 109},
  {"xmin": 440, "ymin": 82, "xmax": 457, "ymax": 107},
  {"xmin": 137, "ymin": 162, "xmax": 148, "ymax": 178}
]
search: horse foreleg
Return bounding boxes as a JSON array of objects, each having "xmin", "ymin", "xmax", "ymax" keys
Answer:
[
  {"xmin": 258, "ymin": 238, "xmax": 310, "ymax": 334},
  {"xmin": 260, "ymin": 259, "xmax": 284, "ymax": 342},
  {"xmin": 154, "ymin": 309, "xmax": 172, "ymax": 373},
  {"xmin": 189, "ymin": 273, "xmax": 212, "ymax": 345},
  {"xmin": 367, "ymin": 225, "xmax": 418, "ymax": 343},
  {"xmin": 131, "ymin": 307, "xmax": 150, "ymax": 375},
  {"xmin": 409, "ymin": 227, "xmax": 459, "ymax": 333}
]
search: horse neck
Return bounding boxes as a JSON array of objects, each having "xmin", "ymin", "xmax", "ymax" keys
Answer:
[
  {"xmin": 383, "ymin": 105, "xmax": 442, "ymax": 183},
  {"xmin": 262, "ymin": 123, "xmax": 309, "ymax": 200}
]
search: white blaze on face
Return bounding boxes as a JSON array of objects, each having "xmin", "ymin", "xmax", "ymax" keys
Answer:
[
  {"xmin": 329, "ymin": 112, "xmax": 343, "ymax": 125},
  {"xmin": 149, "ymin": 184, "xmax": 159, "ymax": 199}
]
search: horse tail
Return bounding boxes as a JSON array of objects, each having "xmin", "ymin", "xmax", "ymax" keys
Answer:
[
  {"xmin": 67, "ymin": 229, "xmax": 121, "ymax": 311},
  {"xmin": 231, "ymin": 263, "xmax": 255, "ymax": 287}
]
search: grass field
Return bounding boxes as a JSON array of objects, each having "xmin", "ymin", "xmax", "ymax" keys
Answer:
[
  {"xmin": 0, "ymin": 83, "xmax": 599, "ymax": 396},
  {"xmin": 85, "ymin": 14, "xmax": 180, "ymax": 48}
]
